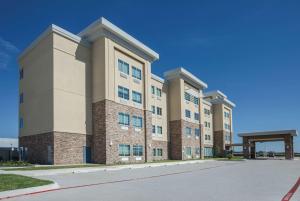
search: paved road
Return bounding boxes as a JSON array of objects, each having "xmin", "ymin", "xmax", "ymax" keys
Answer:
[{"xmin": 6, "ymin": 160, "xmax": 300, "ymax": 201}]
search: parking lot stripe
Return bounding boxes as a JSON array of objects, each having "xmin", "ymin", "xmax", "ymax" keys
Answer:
[{"xmin": 281, "ymin": 177, "xmax": 300, "ymax": 201}]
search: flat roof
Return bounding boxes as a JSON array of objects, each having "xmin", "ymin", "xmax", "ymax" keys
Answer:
[
  {"xmin": 238, "ymin": 130, "xmax": 298, "ymax": 137},
  {"xmin": 151, "ymin": 73, "xmax": 165, "ymax": 83},
  {"xmin": 204, "ymin": 90, "xmax": 236, "ymax": 108},
  {"xmin": 204, "ymin": 90, "xmax": 227, "ymax": 99},
  {"xmin": 164, "ymin": 67, "xmax": 208, "ymax": 89},
  {"xmin": 79, "ymin": 17, "xmax": 159, "ymax": 62}
]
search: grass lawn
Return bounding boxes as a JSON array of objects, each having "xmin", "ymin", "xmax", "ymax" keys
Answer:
[
  {"xmin": 214, "ymin": 157, "xmax": 245, "ymax": 161},
  {"xmin": 0, "ymin": 174, "xmax": 53, "ymax": 192},
  {"xmin": 3, "ymin": 164, "xmax": 104, "ymax": 171}
]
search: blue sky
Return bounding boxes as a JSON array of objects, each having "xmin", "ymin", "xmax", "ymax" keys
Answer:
[{"xmin": 0, "ymin": 0, "xmax": 299, "ymax": 152}]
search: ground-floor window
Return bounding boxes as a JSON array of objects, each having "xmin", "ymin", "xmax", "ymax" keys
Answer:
[
  {"xmin": 119, "ymin": 144, "xmax": 130, "ymax": 156},
  {"xmin": 133, "ymin": 145, "xmax": 143, "ymax": 156},
  {"xmin": 204, "ymin": 147, "xmax": 213, "ymax": 157},
  {"xmin": 185, "ymin": 147, "xmax": 192, "ymax": 157},
  {"xmin": 195, "ymin": 147, "xmax": 201, "ymax": 155},
  {"xmin": 153, "ymin": 148, "xmax": 163, "ymax": 156}
]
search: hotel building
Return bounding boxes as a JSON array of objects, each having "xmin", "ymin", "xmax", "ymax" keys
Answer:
[{"xmin": 18, "ymin": 18, "xmax": 235, "ymax": 164}]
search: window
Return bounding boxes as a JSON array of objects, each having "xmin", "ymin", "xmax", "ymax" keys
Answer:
[
  {"xmin": 184, "ymin": 92, "xmax": 191, "ymax": 101},
  {"xmin": 194, "ymin": 97, "xmax": 199, "ymax": 105},
  {"xmin": 224, "ymin": 112, "xmax": 230, "ymax": 118},
  {"xmin": 156, "ymin": 107, "xmax": 162, "ymax": 116},
  {"xmin": 195, "ymin": 147, "xmax": 201, "ymax": 155},
  {"xmin": 118, "ymin": 59, "xmax": 129, "ymax": 75},
  {"xmin": 207, "ymin": 135, "xmax": 211, "ymax": 140},
  {"xmin": 205, "ymin": 135, "xmax": 208, "ymax": 140},
  {"xmin": 132, "ymin": 91, "xmax": 142, "ymax": 104},
  {"xmin": 157, "ymin": 126, "xmax": 162, "ymax": 135},
  {"xmin": 185, "ymin": 147, "xmax": 192, "ymax": 156},
  {"xmin": 19, "ymin": 69, "xmax": 23, "ymax": 80},
  {"xmin": 205, "ymin": 109, "xmax": 210, "ymax": 115},
  {"xmin": 118, "ymin": 112, "xmax": 130, "ymax": 126},
  {"xmin": 118, "ymin": 86, "xmax": 129, "ymax": 100},
  {"xmin": 152, "ymin": 125, "xmax": 156, "ymax": 133},
  {"xmin": 20, "ymin": 93, "xmax": 23, "ymax": 104},
  {"xmin": 151, "ymin": 86, "xmax": 155, "ymax": 95},
  {"xmin": 132, "ymin": 116, "xmax": 143, "ymax": 128},
  {"xmin": 185, "ymin": 109, "xmax": 191, "ymax": 118},
  {"xmin": 151, "ymin": 106, "xmax": 155, "ymax": 114},
  {"xmin": 133, "ymin": 145, "xmax": 143, "ymax": 156},
  {"xmin": 132, "ymin": 66, "xmax": 142, "ymax": 80},
  {"xmin": 194, "ymin": 112, "xmax": 200, "ymax": 121},
  {"xmin": 156, "ymin": 88, "xmax": 162, "ymax": 97},
  {"xmin": 119, "ymin": 144, "xmax": 130, "ymax": 156},
  {"xmin": 208, "ymin": 122, "xmax": 211, "ymax": 128},
  {"xmin": 19, "ymin": 118, "xmax": 24, "ymax": 129},
  {"xmin": 185, "ymin": 127, "xmax": 192, "ymax": 136},
  {"xmin": 153, "ymin": 148, "xmax": 163, "ymax": 156},
  {"xmin": 225, "ymin": 123, "xmax": 231, "ymax": 130},
  {"xmin": 195, "ymin": 128, "xmax": 200, "ymax": 137}
]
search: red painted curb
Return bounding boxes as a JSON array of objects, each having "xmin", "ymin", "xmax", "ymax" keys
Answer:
[{"xmin": 281, "ymin": 177, "xmax": 300, "ymax": 201}]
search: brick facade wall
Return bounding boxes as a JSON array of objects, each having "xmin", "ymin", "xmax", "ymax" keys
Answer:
[
  {"xmin": 169, "ymin": 120, "xmax": 201, "ymax": 160},
  {"xmin": 152, "ymin": 140, "xmax": 168, "ymax": 161},
  {"xmin": 213, "ymin": 130, "xmax": 225, "ymax": 157},
  {"xmin": 19, "ymin": 132, "xmax": 91, "ymax": 164}
]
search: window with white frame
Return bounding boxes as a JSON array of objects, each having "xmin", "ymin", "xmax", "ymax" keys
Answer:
[
  {"xmin": 151, "ymin": 86, "xmax": 155, "ymax": 95},
  {"xmin": 152, "ymin": 125, "xmax": 156, "ymax": 133},
  {"xmin": 185, "ymin": 109, "xmax": 191, "ymax": 118},
  {"xmin": 151, "ymin": 105, "xmax": 155, "ymax": 114},
  {"xmin": 132, "ymin": 66, "xmax": 142, "ymax": 80},
  {"xmin": 118, "ymin": 86, "xmax": 129, "ymax": 100},
  {"xmin": 195, "ymin": 147, "xmax": 201, "ymax": 155},
  {"xmin": 185, "ymin": 127, "xmax": 192, "ymax": 137},
  {"xmin": 118, "ymin": 112, "xmax": 130, "ymax": 126},
  {"xmin": 153, "ymin": 148, "xmax": 163, "ymax": 156},
  {"xmin": 157, "ymin": 126, "xmax": 162, "ymax": 135},
  {"xmin": 184, "ymin": 92, "xmax": 191, "ymax": 101},
  {"xmin": 118, "ymin": 59, "xmax": 129, "ymax": 75},
  {"xmin": 194, "ymin": 97, "xmax": 199, "ymax": 105},
  {"xmin": 194, "ymin": 112, "xmax": 200, "ymax": 121},
  {"xmin": 133, "ymin": 145, "xmax": 143, "ymax": 156},
  {"xmin": 132, "ymin": 116, "xmax": 143, "ymax": 128},
  {"xmin": 156, "ymin": 107, "xmax": 162, "ymax": 116},
  {"xmin": 185, "ymin": 147, "xmax": 192, "ymax": 156},
  {"xmin": 195, "ymin": 128, "xmax": 200, "ymax": 137},
  {"xmin": 132, "ymin": 91, "xmax": 142, "ymax": 104},
  {"xmin": 119, "ymin": 144, "xmax": 130, "ymax": 156},
  {"xmin": 156, "ymin": 88, "xmax": 162, "ymax": 97}
]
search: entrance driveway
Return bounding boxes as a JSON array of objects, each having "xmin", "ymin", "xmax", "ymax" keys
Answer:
[{"xmin": 6, "ymin": 160, "xmax": 300, "ymax": 201}]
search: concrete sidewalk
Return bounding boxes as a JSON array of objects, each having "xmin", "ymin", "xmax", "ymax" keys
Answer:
[{"xmin": 0, "ymin": 159, "xmax": 213, "ymax": 177}]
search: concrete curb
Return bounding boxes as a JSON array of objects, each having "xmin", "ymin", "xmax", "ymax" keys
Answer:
[
  {"xmin": 5, "ymin": 160, "xmax": 211, "ymax": 177},
  {"xmin": 0, "ymin": 182, "xmax": 59, "ymax": 200}
]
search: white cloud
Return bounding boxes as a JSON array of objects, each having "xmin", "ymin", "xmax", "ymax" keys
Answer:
[{"xmin": 0, "ymin": 37, "xmax": 19, "ymax": 70}]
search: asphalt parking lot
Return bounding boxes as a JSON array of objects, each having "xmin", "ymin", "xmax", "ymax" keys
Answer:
[{"xmin": 6, "ymin": 159, "xmax": 300, "ymax": 201}]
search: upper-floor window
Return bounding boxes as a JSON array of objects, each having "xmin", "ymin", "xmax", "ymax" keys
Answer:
[
  {"xmin": 205, "ymin": 121, "xmax": 211, "ymax": 128},
  {"xmin": 118, "ymin": 59, "xmax": 129, "ymax": 75},
  {"xmin": 225, "ymin": 123, "xmax": 231, "ymax": 130},
  {"xmin": 204, "ymin": 109, "xmax": 211, "ymax": 115},
  {"xmin": 151, "ymin": 86, "xmax": 155, "ymax": 95},
  {"xmin": 194, "ymin": 97, "xmax": 199, "ymax": 105},
  {"xmin": 132, "ymin": 66, "xmax": 142, "ymax": 80},
  {"xmin": 119, "ymin": 144, "xmax": 130, "ymax": 156},
  {"xmin": 185, "ymin": 109, "xmax": 191, "ymax": 118},
  {"xmin": 151, "ymin": 105, "xmax": 155, "ymax": 114},
  {"xmin": 133, "ymin": 145, "xmax": 143, "ymax": 156},
  {"xmin": 157, "ymin": 126, "xmax": 162, "ymax": 134},
  {"xmin": 19, "ymin": 118, "xmax": 24, "ymax": 129},
  {"xmin": 156, "ymin": 88, "xmax": 162, "ymax": 97},
  {"xmin": 195, "ymin": 128, "xmax": 200, "ymax": 137},
  {"xmin": 184, "ymin": 92, "xmax": 191, "ymax": 101},
  {"xmin": 194, "ymin": 112, "xmax": 200, "ymax": 121},
  {"xmin": 156, "ymin": 107, "xmax": 162, "ymax": 116},
  {"xmin": 132, "ymin": 116, "xmax": 143, "ymax": 128},
  {"xmin": 118, "ymin": 86, "xmax": 129, "ymax": 100},
  {"xmin": 152, "ymin": 125, "xmax": 156, "ymax": 133},
  {"xmin": 132, "ymin": 91, "xmax": 142, "ymax": 104},
  {"xmin": 118, "ymin": 112, "xmax": 130, "ymax": 126},
  {"xmin": 19, "ymin": 69, "xmax": 23, "ymax": 80},
  {"xmin": 20, "ymin": 93, "xmax": 23, "ymax": 104},
  {"xmin": 224, "ymin": 111, "xmax": 230, "ymax": 118},
  {"xmin": 185, "ymin": 127, "xmax": 192, "ymax": 136}
]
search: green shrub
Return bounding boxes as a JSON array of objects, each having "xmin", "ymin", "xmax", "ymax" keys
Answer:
[
  {"xmin": 0, "ymin": 161, "xmax": 32, "ymax": 167},
  {"xmin": 227, "ymin": 154, "xmax": 233, "ymax": 160}
]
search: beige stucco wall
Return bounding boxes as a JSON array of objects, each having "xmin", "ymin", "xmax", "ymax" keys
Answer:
[
  {"xmin": 52, "ymin": 33, "xmax": 92, "ymax": 135},
  {"xmin": 151, "ymin": 78, "xmax": 168, "ymax": 142},
  {"xmin": 19, "ymin": 33, "xmax": 54, "ymax": 137},
  {"xmin": 167, "ymin": 78, "xmax": 182, "ymax": 121},
  {"xmin": 92, "ymin": 38, "xmax": 152, "ymax": 111},
  {"xmin": 182, "ymin": 82, "xmax": 201, "ymax": 124}
]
